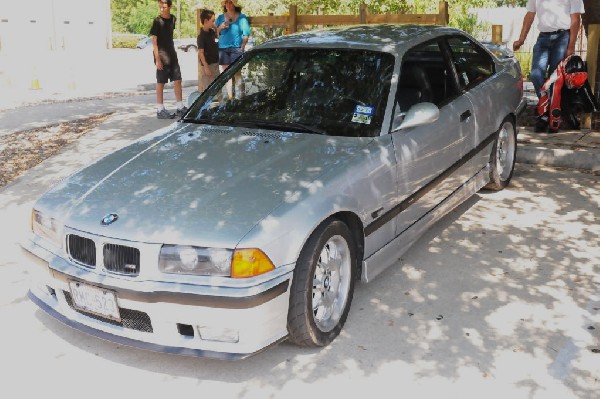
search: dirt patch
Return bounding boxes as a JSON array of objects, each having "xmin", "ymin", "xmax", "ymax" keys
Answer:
[{"xmin": 0, "ymin": 113, "xmax": 113, "ymax": 188}]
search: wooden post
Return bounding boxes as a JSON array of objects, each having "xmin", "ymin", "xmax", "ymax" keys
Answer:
[
  {"xmin": 359, "ymin": 4, "xmax": 368, "ymax": 24},
  {"xmin": 197, "ymin": 8, "xmax": 202, "ymax": 92},
  {"xmin": 492, "ymin": 25, "xmax": 502, "ymax": 44},
  {"xmin": 438, "ymin": 1, "xmax": 449, "ymax": 26},
  {"xmin": 176, "ymin": 0, "xmax": 181, "ymax": 39},
  {"xmin": 196, "ymin": 9, "xmax": 202, "ymax": 33},
  {"xmin": 582, "ymin": 24, "xmax": 599, "ymax": 130},
  {"xmin": 288, "ymin": 5, "xmax": 298, "ymax": 34}
]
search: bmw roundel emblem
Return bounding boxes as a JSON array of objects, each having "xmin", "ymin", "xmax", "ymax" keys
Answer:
[{"xmin": 101, "ymin": 213, "xmax": 119, "ymax": 226}]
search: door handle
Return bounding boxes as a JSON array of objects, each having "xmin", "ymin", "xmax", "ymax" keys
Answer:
[{"xmin": 460, "ymin": 110, "xmax": 472, "ymax": 122}]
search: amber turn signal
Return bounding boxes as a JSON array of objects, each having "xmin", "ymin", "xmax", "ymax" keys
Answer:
[{"xmin": 231, "ymin": 248, "xmax": 275, "ymax": 278}]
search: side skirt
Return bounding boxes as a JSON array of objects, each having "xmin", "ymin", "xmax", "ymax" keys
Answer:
[{"xmin": 361, "ymin": 164, "xmax": 490, "ymax": 283}]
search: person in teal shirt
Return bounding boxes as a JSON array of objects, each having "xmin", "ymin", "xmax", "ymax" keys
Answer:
[{"xmin": 216, "ymin": 0, "xmax": 251, "ymax": 99}]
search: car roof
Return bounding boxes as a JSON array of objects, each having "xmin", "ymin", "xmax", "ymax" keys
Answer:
[{"xmin": 256, "ymin": 24, "xmax": 463, "ymax": 56}]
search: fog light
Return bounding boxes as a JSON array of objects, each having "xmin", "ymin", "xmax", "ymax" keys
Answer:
[{"xmin": 197, "ymin": 326, "xmax": 239, "ymax": 343}]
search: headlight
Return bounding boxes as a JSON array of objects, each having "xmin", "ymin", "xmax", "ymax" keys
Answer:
[
  {"xmin": 158, "ymin": 246, "xmax": 276, "ymax": 278},
  {"xmin": 159, "ymin": 245, "xmax": 233, "ymax": 276},
  {"xmin": 32, "ymin": 209, "xmax": 63, "ymax": 247}
]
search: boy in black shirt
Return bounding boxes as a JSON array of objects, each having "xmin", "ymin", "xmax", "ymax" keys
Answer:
[
  {"xmin": 197, "ymin": 9, "xmax": 220, "ymax": 93},
  {"xmin": 150, "ymin": 0, "xmax": 186, "ymax": 119}
]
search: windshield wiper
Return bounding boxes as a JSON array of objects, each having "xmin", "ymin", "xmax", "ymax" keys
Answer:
[
  {"xmin": 181, "ymin": 118, "xmax": 231, "ymax": 126},
  {"xmin": 234, "ymin": 119, "xmax": 328, "ymax": 135}
]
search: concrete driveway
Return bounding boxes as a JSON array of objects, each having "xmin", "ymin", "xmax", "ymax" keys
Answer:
[
  {"xmin": 0, "ymin": 47, "xmax": 199, "ymax": 110},
  {"xmin": 0, "ymin": 106, "xmax": 598, "ymax": 398}
]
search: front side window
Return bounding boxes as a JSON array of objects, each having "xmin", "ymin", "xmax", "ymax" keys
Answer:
[
  {"xmin": 186, "ymin": 48, "xmax": 395, "ymax": 137},
  {"xmin": 446, "ymin": 36, "xmax": 494, "ymax": 91},
  {"xmin": 397, "ymin": 40, "xmax": 459, "ymax": 110}
]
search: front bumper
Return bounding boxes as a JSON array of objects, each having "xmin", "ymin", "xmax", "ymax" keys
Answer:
[{"xmin": 22, "ymin": 236, "xmax": 293, "ymax": 360}]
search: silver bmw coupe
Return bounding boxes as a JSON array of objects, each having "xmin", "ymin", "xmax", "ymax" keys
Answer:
[{"xmin": 23, "ymin": 25, "xmax": 525, "ymax": 359}]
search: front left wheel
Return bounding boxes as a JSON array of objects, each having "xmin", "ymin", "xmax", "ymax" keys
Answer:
[{"xmin": 287, "ymin": 220, "xmax": 357, "ymax": 347}]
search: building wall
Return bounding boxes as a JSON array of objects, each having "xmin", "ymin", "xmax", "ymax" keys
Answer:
[{"xmin": 0, "ymin": 0, "xmax": 111, "ymax": 53}]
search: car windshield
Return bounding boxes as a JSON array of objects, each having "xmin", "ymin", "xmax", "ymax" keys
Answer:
[{"xmin": 186, "ymin": 48, "xmax": 395, "ymax": 137}]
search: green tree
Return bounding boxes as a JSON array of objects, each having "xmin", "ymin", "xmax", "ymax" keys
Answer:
[
  {"xmin": 111, "ymin": 0, "xmax": 143, "ymax": 32},
  {"xmin": 112, "ymin": 0, "xmax": 512, "ymax": 39},
  {"xmin": 112, "ymin": 0, "xmax": 198, "ymax": 37},
  {"xmin": 128, "ymin": 1, "xmax": 158, "ymax": 35}
]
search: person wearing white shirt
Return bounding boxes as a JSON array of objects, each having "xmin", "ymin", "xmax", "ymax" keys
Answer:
[{"xmin": 513, "ymin": 0, "xmax": 585, "ymax": 98}]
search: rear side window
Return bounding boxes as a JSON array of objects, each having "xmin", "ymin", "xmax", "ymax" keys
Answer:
[{"xmin": 447, "ymin": 36, "xmax": 494, "ymax": 91}]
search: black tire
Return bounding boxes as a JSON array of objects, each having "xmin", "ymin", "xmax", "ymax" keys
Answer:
[
  {"xmin": 287, "ymin": 220, "xmax": 357, "ymax": 347},
  {"xmin": 484, "ymin": 118, "xmax": 517, "ymax": 191}
]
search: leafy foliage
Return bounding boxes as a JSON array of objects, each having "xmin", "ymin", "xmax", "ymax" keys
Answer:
[
  {"xmin": 111, "ymin": 0, "xmax": 503, "ymax": 39},
  {"xmin": 112, "ymin": 33, "xmax": 145, "ymax": 48},
  {"xmin": 495, "ymin": 0, "xmax": 527, "ymax": 6},
  {"xmin": 112, "ymin": 0, "xmax": 199, "ymax": 37}
]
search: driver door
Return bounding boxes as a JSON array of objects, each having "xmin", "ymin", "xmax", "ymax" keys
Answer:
[{"xmin": 391, "ymin": 39, "xmax": 476, "ymax": 236}]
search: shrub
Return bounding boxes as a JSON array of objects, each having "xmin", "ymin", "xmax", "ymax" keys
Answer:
[
  {"xmin": 514, "ymin": 51, "xmax": 532, "ymax": 80},
  {"xmin": 112, "ymin": 33, "xmax": 145, "ymax": 49}
]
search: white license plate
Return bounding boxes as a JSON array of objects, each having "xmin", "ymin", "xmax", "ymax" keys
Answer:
[{"xmin": 68, "ymin": 281, "xmax": 121, "ymax": 321}]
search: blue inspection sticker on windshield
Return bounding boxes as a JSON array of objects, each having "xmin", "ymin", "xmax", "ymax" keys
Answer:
[{"xmin": 352, "ymin": 105, "xmax": 374, "ymax": 124}]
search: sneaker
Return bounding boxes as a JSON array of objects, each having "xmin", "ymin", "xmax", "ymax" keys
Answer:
[
  {"xmin": 157, "ymin": 109, "xmax": 175, "ymax": 119},
  {"xmin": 534, "ymin": 115, "xmax": 548, "ymax": 133},
  {"xmin": 176, "ymin": 106, "xmax": 188, "ymax": 118}
]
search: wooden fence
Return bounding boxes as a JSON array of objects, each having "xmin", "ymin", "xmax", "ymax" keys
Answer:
[
  {"xmin": 196, "ymin": 1, "xmax": 449, "ymax": 34},
  {"xmin": 195, "ymin": 2, "xmax": 449, "ymax": 89}
]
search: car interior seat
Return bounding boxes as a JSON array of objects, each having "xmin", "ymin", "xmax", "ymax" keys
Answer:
[{"xmin": 397, "ymin": 63, "xmax": 433, "ymax": 112}]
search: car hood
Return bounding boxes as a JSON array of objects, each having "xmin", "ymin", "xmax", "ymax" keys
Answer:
[{"xmin": 37, "ymin": 124, "xmax": 370, "ymax": 247}]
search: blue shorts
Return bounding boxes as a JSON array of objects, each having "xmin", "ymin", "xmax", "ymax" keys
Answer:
[{"xmin": 219, "ymin": 47, "xmax": 243, "ymax": 65}]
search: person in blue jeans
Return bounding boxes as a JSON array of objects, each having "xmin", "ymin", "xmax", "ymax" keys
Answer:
[
  {"xmin": 513, "ymin": 0, "xmax": 585, "ymax": 99},
  {"xmin": 216, "ymin": 0, "xmax": 251, "ymax": 99}
]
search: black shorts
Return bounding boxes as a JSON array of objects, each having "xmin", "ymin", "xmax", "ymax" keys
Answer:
[{"xmin": 156, "ymin": 63, "xmax": 182, "ymax": 84}]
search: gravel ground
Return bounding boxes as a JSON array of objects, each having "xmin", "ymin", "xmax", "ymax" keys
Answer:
[{"xmin": 0, "ymin": 113, "xmax": 112, "ymax": 188}]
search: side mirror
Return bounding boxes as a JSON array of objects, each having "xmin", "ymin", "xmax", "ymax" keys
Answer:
[
  {"xmin": 187, "ymin": 90, "xmax": 200, "ymax": 107},
  {"xmin": 392, "ymin": 102, "xmax": 440, "ymax": 132}
]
